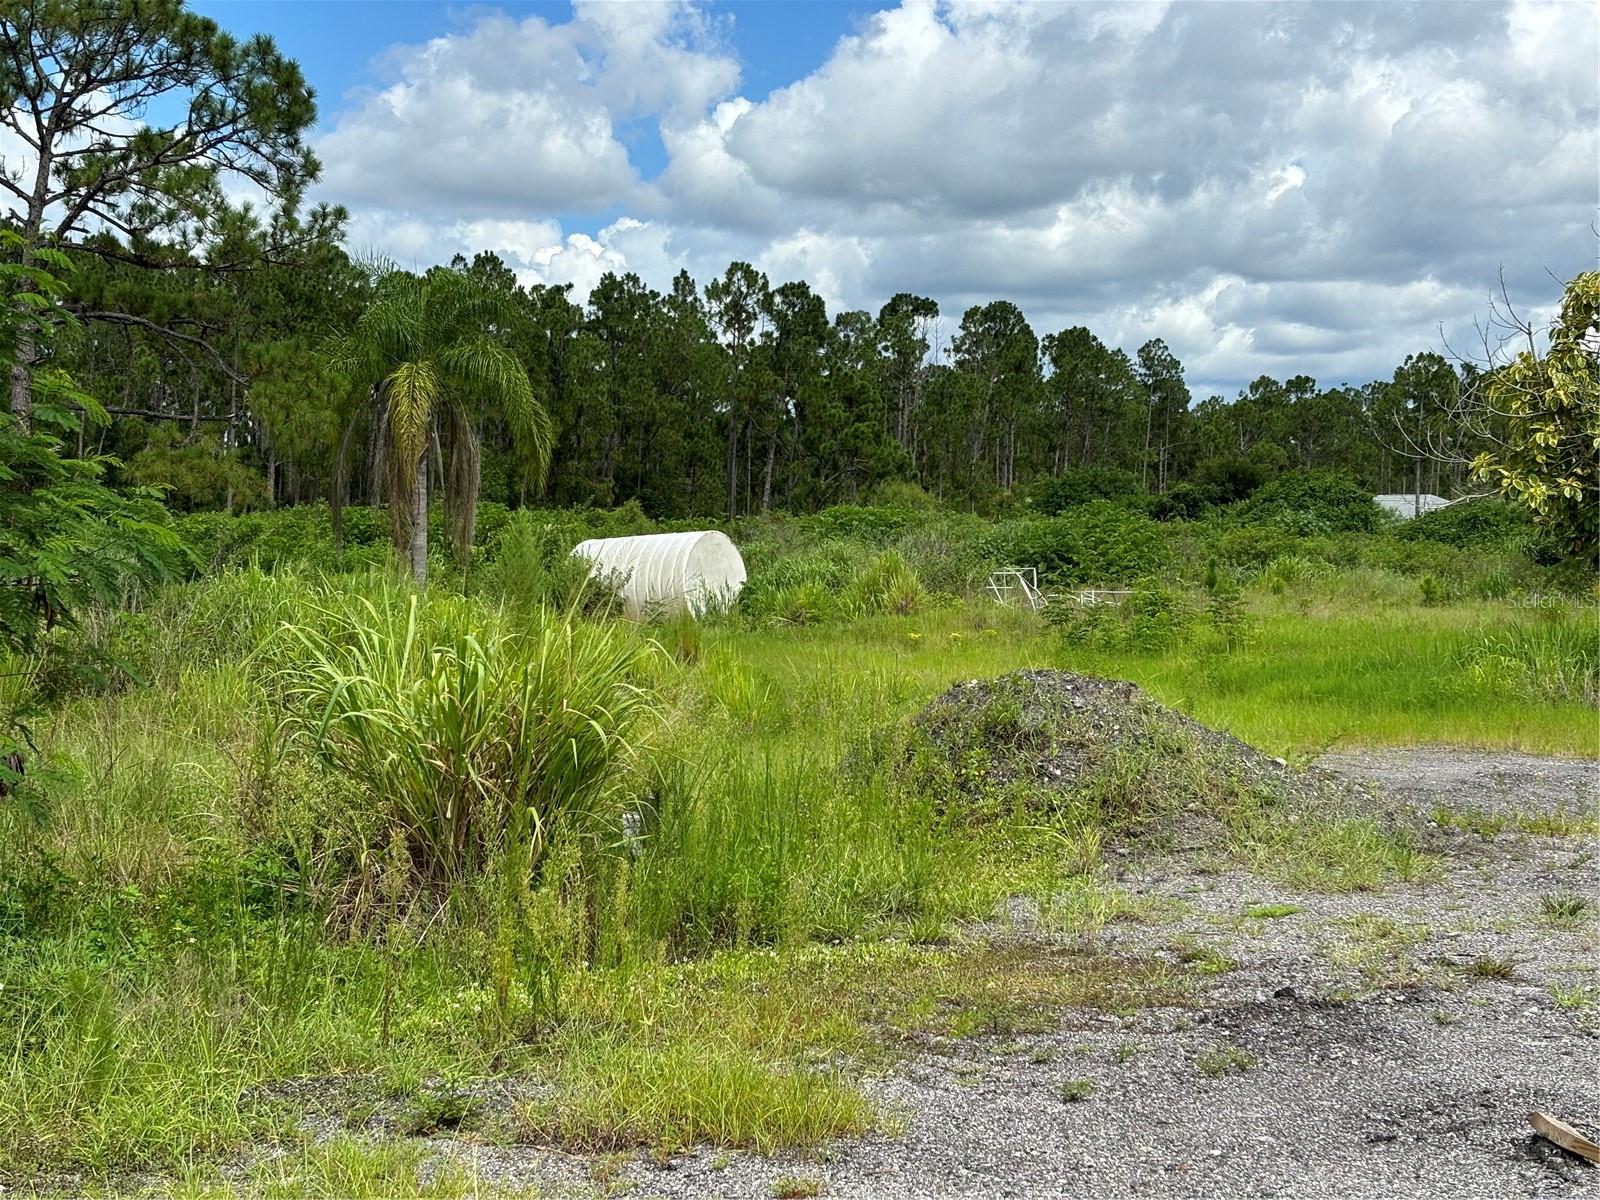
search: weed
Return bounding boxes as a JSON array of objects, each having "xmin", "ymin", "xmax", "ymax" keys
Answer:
[
  {"xmin": 1551, "ymin": 983, "xmax": 1597, "ymax": 1011},
  {"xmin": 247, "ymin": 1135, "xmax": 528, "ymax": 1199},
  {"xmin": 1243, "ymin": 903, "xmax": 1302, "ymax": 920},
  {"xmin": 275, "ymin": 584, "xmax": 656, "ymax": 891},
  {"xmin": 1539, "ymin": 891, "xmax": 1594, "ymax": 926},
  {"xmin": 1466, "ymin": 956, "xmax": 1516, "ymax": 980},
  {"xmin": 399, "ymin": 1091, "xmax": 484, "ymax": 1137},
  {"xmin": 3, "ymin": 524, "xmax": 1594, "ymax": 1186},
  {"xmin": 1194, "ymin": 1043, "xmax": 1256, "ymax": 1078},
  {"xmin": 773, "ymin": 1174, "xmax": 825, "ymax": 1199},
  {"xmin": 1329, "ymin": 915, "xmax": 1431, "ymax": 986},
  {"xmin": 1167, "ymin": 937, "xmax": 1238, "ymax": 975},
  {"xmin": 1517, "ymin": 806, "xmax": 1600, "ymax": 837},
  {"xmin": 1431, "ymin": 805, "xmax": 1506, "ymax": 839},
  {"xmin": 1058, "ymin": 1079, "xmax": 1095, "ymax": 1103}
]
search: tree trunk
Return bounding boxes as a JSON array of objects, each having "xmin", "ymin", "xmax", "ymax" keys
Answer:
[
  {"xmin": 9, "ymin": 154, "xmax": 53, "ymax": 432},
  {"xmin": 410, "ymin": 456, "xmax": 428, "ymax": 585},
  {"xmin": 725, "ymin": 415, "xmax": 739, "ymax": 518},
  {"xmin": 8, "ymin": 341, "xmax": 34, "ymax": 432},
  {"xmin": 761, "ymin": 430, "xmax": 776, "ymax": 512}
]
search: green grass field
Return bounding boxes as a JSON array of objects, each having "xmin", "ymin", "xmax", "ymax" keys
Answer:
[{"xmin": 0, "ymin": 543, "xmax": 1594, "ymax": 1190}]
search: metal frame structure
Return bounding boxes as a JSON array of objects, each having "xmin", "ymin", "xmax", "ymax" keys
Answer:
[{"xmin": 985, "ymin": 567, "xmax": 1046, "ymax": 611}]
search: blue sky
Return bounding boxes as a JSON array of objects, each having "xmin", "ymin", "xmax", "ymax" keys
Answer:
[
  {"xmin": 185, "ymin": 1, "xmax": 1597, "ymax": 398},
  {"xmin": 195, "ymin": 1, "xmax": 883, "ymax": 176}
]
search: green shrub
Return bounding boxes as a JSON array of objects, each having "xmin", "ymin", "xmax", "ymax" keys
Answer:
[
  {"xmin": 893, "ymin": 513, "xmax": 996, "ymax": 595},
  {"xmin": 768, "ymin": 583, "xmax": 838, "ymax": 626},
  {"xmin": 1193, "ymin": 456, "xmax": 1267, "ymax": 505},
  {"xmin": 1149, "ymin": 484, "xmax": 1210, "ymax": 522},
  {"xmin": 1257, "ymin": 554, "xmax": 1334, "ymax": 591},
  {"xmin": 1240, "ymin": 470, "xmax": 1384, "ymax": 534},
  {"xmin": 1207, "ymin": 581, "xmax": 1251, "ymax": 651},
  {"xmin": 984, "ymin": 503, "xmax": 1171, "ymax": 586},
  {"xmin": 862, "ymin": 480, "xmax": 938, "ymax": 511},
  {"xmin": 1204, "ymin": 523, "xmax": 1303, "ymax": 572},
  {"xmin": 478, "ymin": 510, "xmax": 607, "ymax": 612},
  {"xmin": 1031, "ymin": 467, "xmax": 1141, "ymax": 514},
  {"xmin": 1051, "ymin": 585, "xmax": 1193, "ymax": 653},
  {"xmin": 802, "ymin": 504, "xmax": 922, "ymax": 544},
  {"xmin": 843, "ymin": 551, "xmax": 926, "ymax": 617},
  {"xmin": 1402, "ymin": 498, "xmax": 1534, "ymax": 548},
  {"xmin": 739, "ymin": 539, "xmax": 860, "ymax": 623}
]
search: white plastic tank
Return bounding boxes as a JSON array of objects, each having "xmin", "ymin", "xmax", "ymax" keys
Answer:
[{"xmin": 571, "ymin": 531, "xmax": 746, "ymax": 619}]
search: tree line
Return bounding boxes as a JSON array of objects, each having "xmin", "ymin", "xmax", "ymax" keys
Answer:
[
  {"xmin": 35, "ymin": 224, "xmax": 1485, "ymax": 521},
  {"xmin": 2, "ymin": 0, "xmax": 1590, "ymax": 557}
]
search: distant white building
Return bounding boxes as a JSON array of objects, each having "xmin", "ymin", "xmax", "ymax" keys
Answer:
[{"xmin": 1374, "ymin": 493, "xmax": 1451, "ymax": 520}]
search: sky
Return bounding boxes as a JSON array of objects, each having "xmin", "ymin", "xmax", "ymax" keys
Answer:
[{"xmin": 190, "ymin": 0, "xmax": 1600, "ymax": 398}]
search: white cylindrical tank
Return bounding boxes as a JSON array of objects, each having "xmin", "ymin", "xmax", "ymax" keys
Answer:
[{"xmin": 571, "ymin": 531, "xmax": 746, "ymax": 619}]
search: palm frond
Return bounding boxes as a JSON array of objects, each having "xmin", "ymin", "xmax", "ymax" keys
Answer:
[
  {"xmin": 436, "ymin": 337, "xmax": 552, "ymax": 488},
  {"xmin": 385, "ymin": 359, "xmax": 439, "ymax": 483}
]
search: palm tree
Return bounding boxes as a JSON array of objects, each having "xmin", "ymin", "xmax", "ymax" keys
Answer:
[{"xmin": 326, "ymin": 267, "xmax": 550, "ymax": 583}]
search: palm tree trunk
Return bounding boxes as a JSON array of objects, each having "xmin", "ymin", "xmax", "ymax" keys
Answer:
[{"xmin": 410, "ymin": 455, "xmax": 428, "ymax": 585}]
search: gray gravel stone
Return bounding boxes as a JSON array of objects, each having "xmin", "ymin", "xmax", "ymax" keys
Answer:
[{"xmin": 435, "ymin": 748, "xmax": 1599, "ymax": 1199}]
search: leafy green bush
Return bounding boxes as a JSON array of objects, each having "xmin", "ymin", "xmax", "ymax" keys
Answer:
[
  {"xmin": 174, "ymin": 505, "xmax": 387, "ymax": 573},
  {"xmin": 1149, "ymin": 484, "xmax": 1210, "ymax": 522},
  {"xmin": 1031, "ymin": 467, "xmax": 1142, "ymax": 514},
  {"xmin": 862, "ymin": 480, "xmax": 938, "ymax": 511},
  {"xmin": 984, "ymin": 503, "xmax": 1172, "ymax": 585},
  {"xmin": 1401, "ymin": 498, "xmax": 1535, "ymax": 548},
  {"xmin": 1240, "ymin": 470, "xmax": 1384, "ymax": 534},
  {"xmin": 1197, "ymin": 523, "xmax": 1302, "ymax": 573},
  {"xmin": 1051, "ymin": 585, "xmax": 1193, "ymax": 653},
  {"xmin": 478, "ymin": 510, "xmax": 608, "ymax": 612},
  {"xmin": 802, "ymin": 504, "xmax": 923, "ymax": 544}
]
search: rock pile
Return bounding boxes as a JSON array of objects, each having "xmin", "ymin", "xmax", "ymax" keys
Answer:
[{"xmin": 911, "ymin": 669, "xmax": 1323, "ymax": 821}]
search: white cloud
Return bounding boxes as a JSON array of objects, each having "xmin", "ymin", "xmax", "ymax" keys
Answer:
[
  {"xmin": 316, "ymin": 2, "xmax": 736, "ymax": 215},
  {"xmin": 314, "ymin": 0, "xmax": 1599, "ymax": 392}
]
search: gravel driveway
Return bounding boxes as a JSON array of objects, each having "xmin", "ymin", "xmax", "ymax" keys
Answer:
[{"xmin": 437, "ymin": 748, "xmax": 1599, "ymax": 1199}]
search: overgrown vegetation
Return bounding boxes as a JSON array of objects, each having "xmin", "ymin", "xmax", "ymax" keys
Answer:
[
  {"xmin": 0, "ymin": 495, "xmax": 1591, "ymax": 1184},
  {"xmin": 0, "ymin": 5, "xmax": 1592, "ymax": 1192}
]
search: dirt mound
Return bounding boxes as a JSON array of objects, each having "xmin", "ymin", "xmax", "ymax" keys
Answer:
[{"xmin": 911, "ymin": 669, "xmax": 1323, "ymax": 822}]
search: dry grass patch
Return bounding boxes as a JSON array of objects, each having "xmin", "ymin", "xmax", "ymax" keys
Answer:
[{"xmin": 514, "ymin": 939, "xmax": 1188, "ymax": 1155}]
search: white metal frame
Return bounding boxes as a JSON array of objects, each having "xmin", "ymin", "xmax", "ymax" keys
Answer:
[
  {"xmin": 986, "ymin": 567, "xmax": 1046, "ymax": 611},
  {"xmin": 1072, "ymin": 588, "xmax": 1134, "ymax": 606}
]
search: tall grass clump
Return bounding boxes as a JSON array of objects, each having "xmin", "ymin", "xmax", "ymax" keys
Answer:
[
  {"xmin": 1459, "ymin": 614, "xmax": 1600, "ymax": 706},
  {"xmin": 842, "ymin": 551, "xmax": 926, "ymax": 618},
  {"xmin": 274, "ymin": 584, "xmax": 658, "ymax": 892}
]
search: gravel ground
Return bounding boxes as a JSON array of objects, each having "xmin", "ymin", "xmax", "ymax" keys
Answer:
[{"xmin": 429, "ymin": 748, "xmax": 1600, "ymax": 1200}]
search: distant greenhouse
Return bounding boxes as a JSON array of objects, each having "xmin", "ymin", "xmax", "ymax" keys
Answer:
[
  {"xmin": 1374, "ymin": 493, "xmax": 1451, "ymax": 520},
  {"xmin": 572, "ymin": 531, "xmax": 746, "ymax": 619}
]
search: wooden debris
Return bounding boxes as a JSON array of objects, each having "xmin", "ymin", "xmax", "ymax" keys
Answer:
[{"xmin": 1529, "ymin": 1111, "xmax": 1600, "ymax": 1164}]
